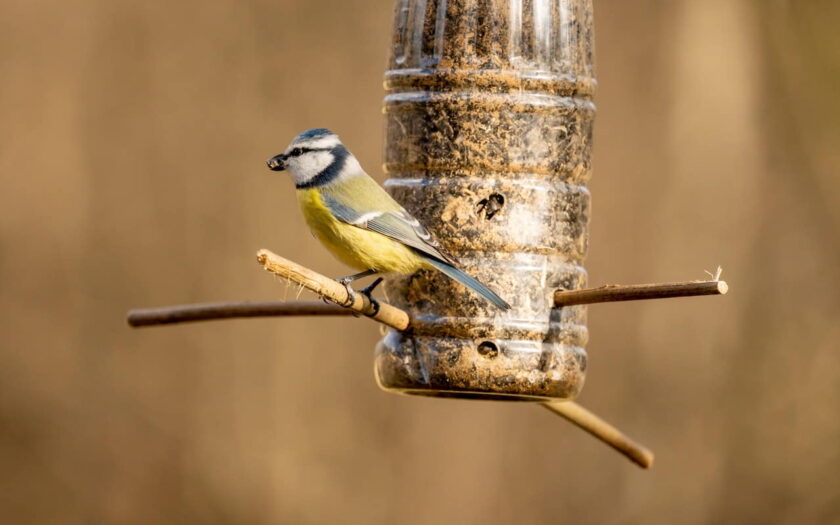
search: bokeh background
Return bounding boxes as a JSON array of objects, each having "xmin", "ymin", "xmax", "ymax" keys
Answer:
[{"xmin": 2, "ymin": 0, "xmax": 839, "ymax": 523}]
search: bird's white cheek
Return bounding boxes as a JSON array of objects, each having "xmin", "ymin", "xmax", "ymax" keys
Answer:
[{"xmin": 288, "ymin": 151, "xmax": 334, "ymax": 185}]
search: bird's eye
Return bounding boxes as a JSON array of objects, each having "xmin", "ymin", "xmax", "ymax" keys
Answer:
[{"xmin": 290, "ymin": 147, "xmax": 303, "ymax": 157}]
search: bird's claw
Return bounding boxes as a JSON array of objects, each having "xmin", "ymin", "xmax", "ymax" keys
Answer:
[
  {"xmin": 364, "ymin": 297, "xmax": 380, "ymax": 317},
  {"xmin": 335, "ymin": 281, "xmax": 356, "ymax": 307},
  {"xmin": 359, "ymin": 277, "xmax": 384, "ymax": 317}
]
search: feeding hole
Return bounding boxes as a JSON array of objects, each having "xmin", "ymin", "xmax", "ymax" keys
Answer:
[
  {"xmin": 476, "ymin": 193, "xmax": 505, "ymax": 220},
  {"xmin": 477, "ymin": 340, "xmax": 499, "ymax": 358}
]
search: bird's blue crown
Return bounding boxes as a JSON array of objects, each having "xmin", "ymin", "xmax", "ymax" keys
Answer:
[{"xmin": 296, "ymin": 128, "xmax": 334, "ymax": 140}]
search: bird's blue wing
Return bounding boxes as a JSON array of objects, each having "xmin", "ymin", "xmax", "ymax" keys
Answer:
[{"xmin": 321, "ymin": 189, "xmax": 457, "ymax": 265}]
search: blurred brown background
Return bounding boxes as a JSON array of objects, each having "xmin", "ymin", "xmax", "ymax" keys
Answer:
[{"xmin": 1, "ymin": 0, "xmax": 839, "ymax": 523}]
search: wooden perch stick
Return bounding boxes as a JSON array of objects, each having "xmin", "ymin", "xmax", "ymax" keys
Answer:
[
  {"xmin": 127, "ymin": 300, "xmax": 352, "ymax": 327},
  {"xmin": 256, "ymin": 249, "xmax": 410, "ymax": 331},
  {"xmin": 555, "ymin": 279, "xmax": 728, "ymax": 307},
  {"xmin": 255, "ymin": 248, "xmax": 652, "ymax": 468},
  {"xmin": 543, "ymin": 401, "xmax": 654, "ymax": 469}
]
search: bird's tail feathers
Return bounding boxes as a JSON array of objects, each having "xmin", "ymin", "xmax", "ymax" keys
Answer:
[{"xmin": 422, "ymin": 256, "xmax": 511, "ymax": 310}]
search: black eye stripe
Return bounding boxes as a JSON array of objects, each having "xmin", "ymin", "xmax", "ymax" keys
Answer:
[{"xmin": 286, "ymin": 146, "xmax": 331, "ymax": 158}]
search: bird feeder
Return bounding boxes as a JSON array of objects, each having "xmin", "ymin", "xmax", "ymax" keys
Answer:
[
  {"xmin": 128, "ymin": 0, "xmax": 729, "ymax": 469},
  {"xmin": 375, "ymin": 0, "xmax": 595, "ymax": 401}
]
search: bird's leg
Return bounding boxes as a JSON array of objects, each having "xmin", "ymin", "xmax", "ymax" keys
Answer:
[
  {"xmin": 359, "ymin": 277, "xmax": 384, "ymax": 317},
  {"xmin": 337, "ymin": 269, "xmax": 378, "ymax": 284},
  {"xmin": 333, "ymin": 269, "xmax": 378, "ymax": 307},
  {"xmin": 359, "ymin": 277, "xmax": 384, "ymax": 296}
]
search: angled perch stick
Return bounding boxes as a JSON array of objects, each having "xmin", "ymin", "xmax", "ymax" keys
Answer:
[
  {"xmin": 256, "ymin": 249, "xmax": 410, "ymax": 330},
  {"xmin": 255, "ymin": 248, "xmax": 653, "ymax": 468},
  {"xmin": 543, "ymin": 401, "xmax": 654, "ymax": 469}
]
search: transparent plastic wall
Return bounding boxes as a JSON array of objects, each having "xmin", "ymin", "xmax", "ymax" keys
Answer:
[{"xmin": 376, "ymin": 0, "xmax": 595, "ymax": 401}]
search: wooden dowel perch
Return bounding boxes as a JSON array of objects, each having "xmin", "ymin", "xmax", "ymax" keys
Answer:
[
  {"xmin": 254, "ymin": 248, "xmax": 653, "ymax": 468},
  {"xmin": 555, "ymin": 279, "xmax": 728, "ymax": 307},
  {"xmin": 127, "ymin": 300, "xmax": 352, "ymax": 327},
  {"xmin": 256, "ymin": 249, "xmax": 410, "ymax": 331},
  {"xmin": 543, "ymin": 401, "xmax": 654, "ymax": 469}
]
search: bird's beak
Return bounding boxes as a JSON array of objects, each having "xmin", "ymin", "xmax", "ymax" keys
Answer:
[{"xmin": 266, "ymin": 153, "xmax": 287, "ymax": 171}]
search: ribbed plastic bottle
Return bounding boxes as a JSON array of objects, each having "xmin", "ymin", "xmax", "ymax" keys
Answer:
[{"xmin": 375, "ymin": 0, "xmax": 595, "ymax": 401}]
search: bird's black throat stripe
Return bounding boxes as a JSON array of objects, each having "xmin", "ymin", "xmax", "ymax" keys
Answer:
[{"xmin": 294, "ymin": 145, "xmax": 349, "ymax": 189}]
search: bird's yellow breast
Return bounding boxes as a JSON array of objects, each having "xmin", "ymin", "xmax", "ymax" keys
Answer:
[{"xmin": 296, "ymin": 188, "xmax": 426, "ymax": 274}]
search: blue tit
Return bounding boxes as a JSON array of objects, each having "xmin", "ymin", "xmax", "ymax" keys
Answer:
[{"xmin": 266, "ymin": 128, "xmax": 510, "ymax": 310}]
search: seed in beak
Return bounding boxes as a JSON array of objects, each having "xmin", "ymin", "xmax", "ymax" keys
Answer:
[{"xmin": 266, "ymin": 154, "xmax": 286, "ymax": 171}]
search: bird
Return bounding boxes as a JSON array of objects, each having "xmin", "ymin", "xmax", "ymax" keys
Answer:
[{"xmin": 266, "ymin": 128, "xmax": 510, "ymax": 310}]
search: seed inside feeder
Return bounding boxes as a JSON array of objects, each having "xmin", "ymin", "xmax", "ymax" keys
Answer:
[{"xmin": 375, "ymin": 0, "xmax": 596, "ymax": 401}]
